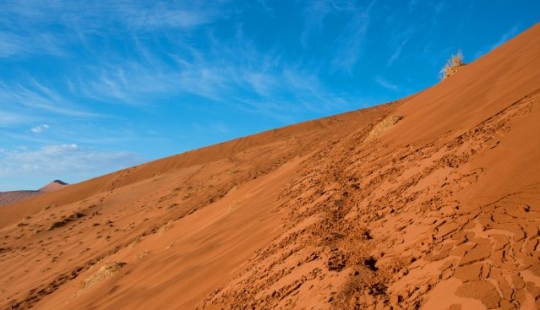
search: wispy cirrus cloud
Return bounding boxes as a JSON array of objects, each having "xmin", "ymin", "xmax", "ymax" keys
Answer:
[
  {"xmin": 0, "ymin": 32, "xmax": 26, "ymax": 58},
  {"xmin": 297, "ymin": 0, "xmax": 378, "ymax": 73},
  {"xmin": 330, "ymin": 0, "xmax": 376, "ymax": 72},
  {"xmin": 1, "ymin": 0, "xmax": 362, "ymax": 123},
  {"xmin": 0, "ymin": 1, "xmax": 218, "ymax": 31},
  {"xmin": 0, "ymin": 81, "xmax": 101, "ymax": 118},
  {"xmin": 0, "ymin": 31, "xmax": 65, "ymax": 58},
  {"xmin": 375, "ymin": 76, "xmax": 399, "ymax": 91},
  {"xmin": 0, "ymin": 1, "xmax": 221, "ymax": 62},
  {"xmin": 387, "ymin": 27, "xmax": 416, "ymax": 67},
  {"xmin": 387, "ymin": 37, "xmax": 409, "ymax": 67},
  {"xmin": 123, "ymin": 7, "xmax": 214, "ymax": 30},
  {"xmin": 300, "ymin": 0, "xmax": 332, "ymax": 47},
  {"xmin": 62, "ymin": 20, "xmax": 350, "ymax": 122},
  {"xmin": 0, "ymin": 110, "xmax": 34, "ymax": 127}
]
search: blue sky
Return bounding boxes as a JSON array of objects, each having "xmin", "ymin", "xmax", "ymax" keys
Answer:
[{"xmin": 0, "ymin": 1, "xmax": 539, "ymax": 191}]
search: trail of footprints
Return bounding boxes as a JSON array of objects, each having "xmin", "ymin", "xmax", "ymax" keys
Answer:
[{"xmin": 200, "ymin": 91, "xmax": 540, "ymax": 309}]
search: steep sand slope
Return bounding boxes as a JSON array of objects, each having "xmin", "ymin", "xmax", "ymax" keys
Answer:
[
  {"xmin": 1, "ymin": 23, "xmax": 539, "ymax": 310},
  {"xmin": 198, "ymin": 24, "xmax": 540, "ymax": 309}
]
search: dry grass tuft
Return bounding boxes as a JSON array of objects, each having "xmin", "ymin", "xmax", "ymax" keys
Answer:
[
  {"xmin": 365, "ymin": 115, "xmax": 403, "ymax": 142},
  {"xmin": 440, "ymin": 50, "xmax": 466, "ymax": 79},
  {"xmin": 77, "ymin": 261, "xmax": 126, "ymax": 296}
]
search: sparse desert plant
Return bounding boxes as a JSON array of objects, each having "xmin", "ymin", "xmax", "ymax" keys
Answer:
[{"xmin": 440, "ymin": 50, "xmax": 466, "ymax": 79}]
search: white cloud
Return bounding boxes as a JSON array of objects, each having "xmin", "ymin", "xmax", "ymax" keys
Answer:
[{"xmin": 31, "ymin": 124, "xmax": 49, "ymax": 133}]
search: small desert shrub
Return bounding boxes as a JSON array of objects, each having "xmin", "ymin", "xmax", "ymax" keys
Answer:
[
  {"xmin": 440, "ymin": 50, "xmax": 466, "ymax": 79},
  {"xmin": 365, "ymin": 115, "xmax": 403, "ymax": 141}
]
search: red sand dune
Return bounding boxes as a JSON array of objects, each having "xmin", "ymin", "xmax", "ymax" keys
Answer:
[
  {"xmin": 38, "ymin": 180, "xmax": 69, "ymax": 193},
  {"xmin": 1, "ymin": 23, "xmax": 540, "ymax": 310}
]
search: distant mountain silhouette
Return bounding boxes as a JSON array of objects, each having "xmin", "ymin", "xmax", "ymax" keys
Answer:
[{"xmin": 0, "ymin": 180, "xmax": 69, "ymax": 206}]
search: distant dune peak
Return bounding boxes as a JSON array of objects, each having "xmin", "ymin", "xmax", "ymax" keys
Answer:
[
  {"xmin": 39, "ymin": 180, "xmax": 69, "ymax": 193},
  {"xmin": 0, "ymin": 180, "xmax": 70, "ymax": 207}
]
